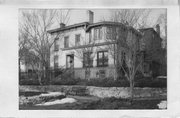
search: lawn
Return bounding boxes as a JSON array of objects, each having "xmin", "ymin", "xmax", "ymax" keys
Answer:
[{"xmin": 19, "ymin": 95, "xmax": 166, "ymax": 110}]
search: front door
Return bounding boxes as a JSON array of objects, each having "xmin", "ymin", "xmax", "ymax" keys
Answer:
[{"xmin": 66, "ymin": 54, "xmax": 74, "ymax": 68}]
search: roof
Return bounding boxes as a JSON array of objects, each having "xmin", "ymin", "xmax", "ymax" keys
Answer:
[
  {"xmin": 47, "ymin": 22, "xmax": 89, "ymax": 34},
  {"xmin": 85, "ymin": 21, "xmax": 125, "ymax": 32},
  {"xmin": 139, "ymin": 27, "xmax": 163, "ymax": 41},
  {"xmin": 48, "ymin": 21, "xmax": 141, "ymax": 37},
  {"xmin": 138, "ymin": 28, "xmax": 155, "ymax": 32}
]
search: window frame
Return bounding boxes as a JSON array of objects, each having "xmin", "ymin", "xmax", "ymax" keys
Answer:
[
  {"xmin": 64, "ymin": 36, "xmax": 69, "ymax": 48},
  {"xmin": 83, "ymin": 52, "xmax": 93, "ymax": 68},
  {"xmin": 97, "ymin": 51, "xmax": 108, "ymax": 67},
  {"xmin": 54, "ymin": 38, "xmax": 59, "ymax": 51},
  {"xmin": 94, "ymin": 27, "xmax": 102, "ymax": 40},
  {"xmin": 106, "ymin": 26, "xmax": 117, "ymax": 40},
  {"xmin": 75, "ymin": 34, "xmax": 81, "ymax": 46},
  {"xmin": 54, "ymin": 55, "xmax": 59, "ymax": 69}
]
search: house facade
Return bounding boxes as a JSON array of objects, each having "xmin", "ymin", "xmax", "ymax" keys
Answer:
[
  {"xmin": 139, "ymin": 25, "xmax": 165, "ymax": 77},
  {"xmin": 48, "ymin": 10, "xmax": 165, "ymax": 79}
]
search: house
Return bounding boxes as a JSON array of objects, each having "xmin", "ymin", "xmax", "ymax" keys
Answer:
[
  {"xmin": 48, "ymin": 10, "xmax": 165, "ymax": 79},
  {"xmin": 139, "ymin": 25, "xmax": 166, "ymax": 77}
]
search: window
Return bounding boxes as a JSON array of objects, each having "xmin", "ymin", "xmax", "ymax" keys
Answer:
[
  {"xmin": 106, "ymin": 27, "xmax": 116, "ymax": 39},
  {"xmin": 83, "ymin": 52, "xmax": 93, "ymax": 67},
  {"xmin": 75, "ymin": 34, "xmax": 81, "ymax": 46},
  {"xmin": 99, "ymin": 70, "xmax": 106, "ymax": 78},
  {"xmin": 64, "ymin": 36, "xmax": 69, "ymax": 48},
  {"xmin": 54, "ymin": 38, "xmax": 59, "ymax": 51},
  {"xmin": 97, "ymin": 51, "xmax": 108, "ymax": 67},
  {"xmin": 94, "ymin": 27, "xmax": 102, "ymax": 40},
  {"xmin": 54, "ymin": 55, "xmax": 58, "ymax": 69},
  {"xmin": 89, "ymin": 30, "xmax": 92, "ymax": 43}
]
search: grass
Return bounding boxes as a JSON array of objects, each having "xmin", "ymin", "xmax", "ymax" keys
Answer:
[
  {"xmin": 19, "ymin": 96, "xmax": 166, "ymax": 110},
  {"xmin": 19, "ymin": 91, "xmax": 47, "ymax": 97},
  {"xmin": 85, "ymin": 97, "xmax": 165, "ymax": 109}
]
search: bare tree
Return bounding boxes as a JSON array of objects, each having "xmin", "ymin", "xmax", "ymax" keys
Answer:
[
  {"xmin": 110, "ymin": 9, "xmax": 152, "ymax": 29},
  {"xmin": 105, "ymin": 9, "xmax": 150, "ymax": 101},
  {"xmin": 19, "ymin": 9, "xmax": 70, "ymax": 85},
  {"xmin": 72, "ymin": 35, "xmax": 97, "ymax": 80},
  {"xmin": 120, "ymin": 29, "xmax": 142, "ymax": 101},
  {"xmin": 56, "ymin": 10, "xmax": 71, "ymax": 25}
]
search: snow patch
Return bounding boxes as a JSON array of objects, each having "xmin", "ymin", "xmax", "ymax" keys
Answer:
[
  {"xmin": 40, "ymin": 92, "xmax": 65, "ymax": 97},
  {"xmin": 157, "ymin": 100, "xmax": 167, "ymax": 109},
  {"xmin": 36, "ymin": 98, "xmax": 76, "ymax": 106}
]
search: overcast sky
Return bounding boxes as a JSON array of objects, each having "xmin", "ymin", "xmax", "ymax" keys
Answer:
[{"xmin": 65, "ymin": 9, "xmax": 166, "ymax": 26}]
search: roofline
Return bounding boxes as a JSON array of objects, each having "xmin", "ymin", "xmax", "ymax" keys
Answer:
[
  {"xmin": 139, "ymin": 27, "xmax": 162, "ymax": 39},
  {"xmin": 48, "ymin": 21, "xmax": 142, "ymax": 37},
  {"xmin": 85, "ymin": 21, "xmax": 126, "ymax": 32},
  {"xmin": 47, "ymin": 22, "xmax": 89, "ymax": 34},
  {"xmin": 138, "ymin": 28, "xmax": 154, "ymax": 31}
]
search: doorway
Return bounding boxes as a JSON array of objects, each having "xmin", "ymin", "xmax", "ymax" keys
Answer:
[{"xmin": 66, "ymin": 54, "xmax": 74, "ymax": 68}]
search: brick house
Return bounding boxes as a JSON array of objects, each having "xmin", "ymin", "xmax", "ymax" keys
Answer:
[
  {"xmin": 48, "ymin": 10, "xmax": 165, "ymax": 79},
  {"xmin": 139, "ymin": 25, "xmax": 166, "ymax": 77}
]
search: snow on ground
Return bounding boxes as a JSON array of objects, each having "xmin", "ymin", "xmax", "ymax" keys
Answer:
[
  {"xmin": 35, "ymin": 98, "xmax": 77, "ymax": 106},
  {"xmin": 40, "ymin": 92, "xmax": 65, "ymax": 97},
  {"xmin": 157, "ymin": 100, "xmax": 167, "ymax": 109}
]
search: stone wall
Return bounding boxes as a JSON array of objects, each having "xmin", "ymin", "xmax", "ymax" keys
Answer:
[{"xmin": 19, "ymin": 85, "xmax": 167, "ymax": 99}]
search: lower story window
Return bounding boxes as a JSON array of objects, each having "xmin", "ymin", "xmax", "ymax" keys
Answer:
[
  {"xmin": 83, "ymin": 52, "xmax": 93, "ymax": 67},
  {"xmin": 97, "ymin": 51, "xmax": 108, "ymax": 67},
  {"xmin": 99, "ymin": 70, "xmax": 106, "ymax": 78},
  {"xmin": 54, "ymin": 55, "xmax": 58, "ymax": 69}
]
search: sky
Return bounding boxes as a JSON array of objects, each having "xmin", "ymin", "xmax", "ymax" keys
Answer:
[
  {"xmin": 65, "ymin": 9, "xmax": 166, "ymax": 26},
  {"xmin": 51, "ymin": 9, "xmax": 166, "ymax": 36},
  {"xmin": 19, "ymin": 8, "xmax": 166, "ymax": 37}
]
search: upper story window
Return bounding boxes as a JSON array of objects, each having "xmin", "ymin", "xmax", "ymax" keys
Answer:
[
  {"xmin": 83, "ymin": 52, "xmax": 93, "ymax": 67},
  {"xmin": 54, "ymin": 38, "xmax": 59, "ymax": 51},
  {"xmin": 94, "ymin": 27, "xmax": 102, "ymax": 40},
  {"xmin": 89, "ymin": 30, "xmax": 92, "ymax": 43},
  {"xmin": 75, "ymin": 34, "xmax": 81, "ymax": 46},
  {"xmin": 64, "ymin": 36, "xmax": 69, "ymax": 48},
  {"xmin": 97, "ymin": 51, "xmax": 108, "ymax": 67},
  {"xmin": 106, "ymin": 27, "xmax": 116, "ymax": 40}
]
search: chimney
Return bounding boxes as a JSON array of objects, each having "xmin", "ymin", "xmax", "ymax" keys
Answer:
[
  {"xmin": 156, "ymin": 24, "xmax": 160, "ymax": 36},
  {"xmin": 60, "ymin": 23, "xmax": 65, "ymax": 28},
  {"xmin": 87, "ymin": 10, "xmax": 94, "ymax": 24}
]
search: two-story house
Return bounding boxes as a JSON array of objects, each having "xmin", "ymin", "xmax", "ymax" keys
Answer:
[{"xmin": 48, "ymin": 10, "xmax": 165, "ymax": 79}]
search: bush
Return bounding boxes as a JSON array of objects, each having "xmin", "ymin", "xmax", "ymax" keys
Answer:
[
  {"xmin": 19, "ymin": 79, "xmax": 40, "ymax": 85},
  {"xmin": 51, "ymin": 77, "xmax": 81, "ymax": 85},
  {"xmin": 134, "ymin": 77, "xmax": 167, "ymax": 88},
  {"xmin": 85, "ymin": 78, "xmax": 129, "ymax": 87}
]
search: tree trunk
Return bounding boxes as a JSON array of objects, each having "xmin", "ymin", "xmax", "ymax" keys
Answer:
[
  {"xmin": 37, "ymin": 70, "xmax": 42, "ymax": 85},
  {"xmin": 129, "ymin": 76, "xmax": 134, "ymax": 104}
]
